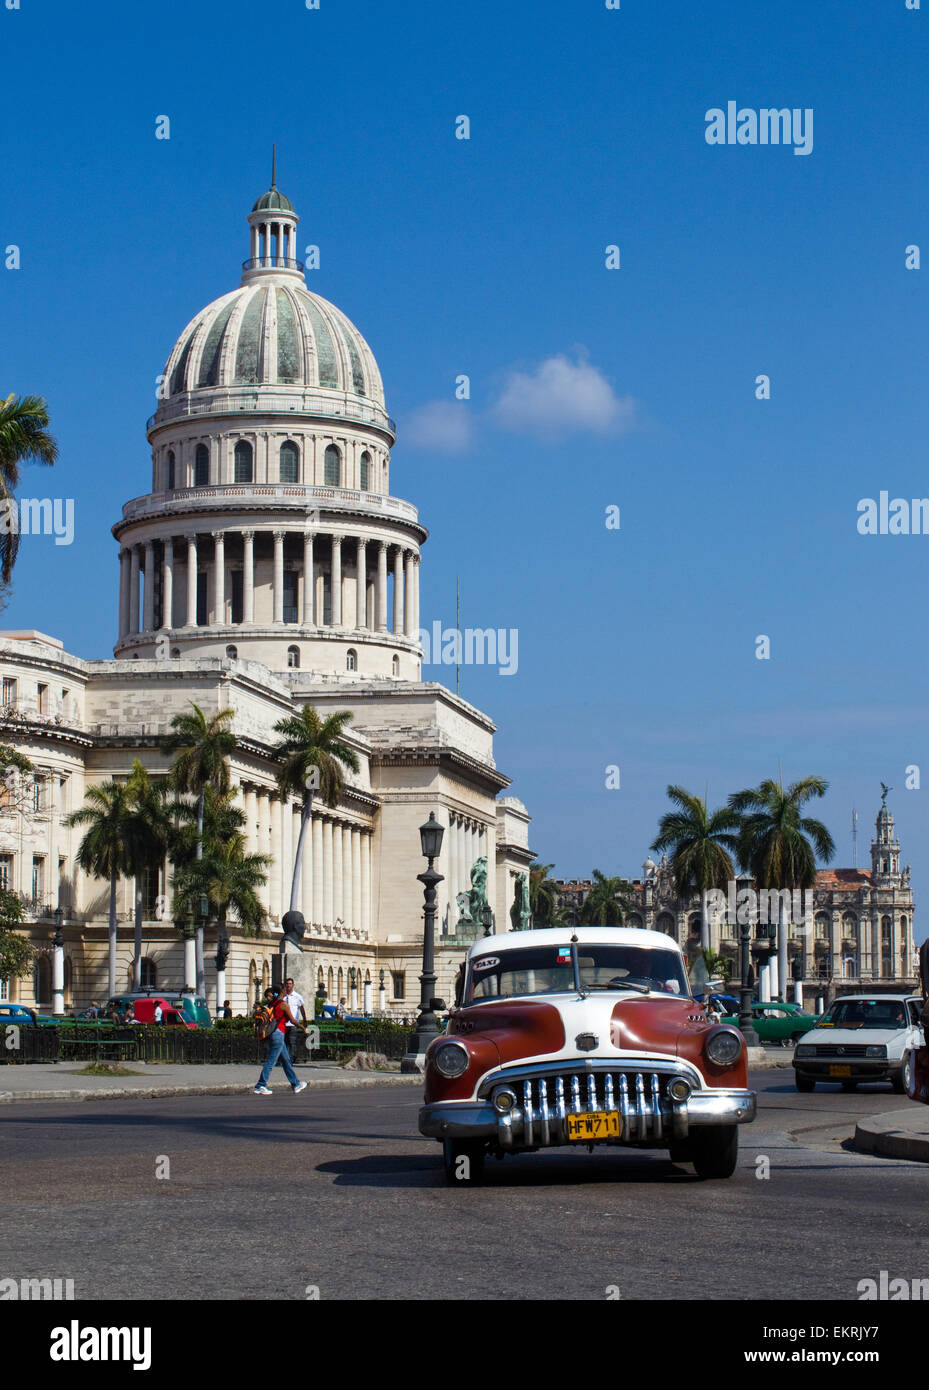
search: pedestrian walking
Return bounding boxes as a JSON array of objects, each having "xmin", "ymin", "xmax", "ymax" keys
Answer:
[
  {"xmin": 221, "ymin": 1000, "xmax": 232, "ymax": 1019},
  {"xmin": 282, "ymin": 976, "xmax": 308, "ymax": 1064},
  {"xmin": 253, "ymin": 985, "xmax": 308, "ymax": 1096},
  {"xmin": 154, "ymin": 1001, "xmax": 164, "ymax": 1025}
]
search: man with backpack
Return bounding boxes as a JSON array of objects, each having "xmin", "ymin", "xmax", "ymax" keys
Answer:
[{"xmin": 253, "ymin": 985, "xmax": 308, "ymax": 1096}]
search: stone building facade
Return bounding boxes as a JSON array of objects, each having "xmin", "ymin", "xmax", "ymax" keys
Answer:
[
  {"xmin": 555, "ymin": 797, "xmax": 917, "ymax": 1009},
  {"xmin": 0, "ymin": 177, "xmax": 534, "ymax": 1018}
]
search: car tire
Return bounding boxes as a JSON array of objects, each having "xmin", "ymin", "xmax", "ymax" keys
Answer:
[
  {"xmin": 891, "ymin": 1059, "xmax": 910, "ymax": 1095},
  {"xmin": 795, "ymin": 1075, "xmax": 815, "ymax": 1093},
  {"xmin": 690, "ymin": 1124, "xmax": 738, "ymax": 1180},
  {"xmin": 668, "ymin": 1141, "xmax": 693, "ymax": 1165},
  {"xmin": 442, "ymin": 1139, "xmax": 486, "ymax": 1185},
  {"xmin": 840, "ymin": 1080, "xmax": 858, "ymax": 1092}
]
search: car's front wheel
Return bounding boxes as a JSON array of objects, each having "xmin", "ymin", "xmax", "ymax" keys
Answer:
[
  {"xmin": 795, "ymin": 1074, "xmax": 815, "ymax": 1093},
  {"xmin": 690, "ymin": 1124, "xmax": 738, "ymax": 1179},
  {"xmin": 442, "ymin": 1138, "xmax": 486, "ymax": 1185},
  {"xmin": 891, "ymin": 1057, "xmax": 911, "ymax": 1095}
]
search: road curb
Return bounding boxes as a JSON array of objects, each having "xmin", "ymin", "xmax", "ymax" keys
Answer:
[
  {"xmin": 853, "ymin": 1110, "xmax": 929, "ymax": 1163},
  {"xmin": 0, "ymin": 1075, "xmax": 423, "ymax": 1104}
]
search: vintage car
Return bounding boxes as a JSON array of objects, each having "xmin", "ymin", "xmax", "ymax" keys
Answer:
[
  {"xmin": 420, "ymin": 927, "xmax": 756, "ymax": 1183},
  {"xmin": 793, "ymin": 993, "xmax": 923, "ymax": 1092},
  {"xmin": 720, "ymin": 1000, "xmax": 821, "ymax": 1046}
]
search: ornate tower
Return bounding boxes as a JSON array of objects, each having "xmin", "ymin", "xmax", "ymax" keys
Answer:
[
  {"xmin": 871, "ymin": 788, "xmax": 901, "ymax": 885},
  {"xmin": 112, "ymin": 175, "xmax": 426, "ymax": 680}
]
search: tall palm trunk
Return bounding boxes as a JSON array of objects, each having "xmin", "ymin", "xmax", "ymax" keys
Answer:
[
  {"xmin": 777, "ymin": 895, "xmax": 787, "ymax": 1002},
  {"xmin": 700, "ymin": 887, "xmax": 710, "ymax": 950},
  {"xmin": 289, "ymin": 793, "xmax": 313, "ymax": 913},
  {"xmin": 195, "ymin": 788, "xmax": 205, "ymax": 995},
  {"xmin": 107, "ymin": 873, "xmax": 118, "ymax": 998},
  {"xmin": 133, "ymin": 881, "xmax": 143, "ymax": 989}
]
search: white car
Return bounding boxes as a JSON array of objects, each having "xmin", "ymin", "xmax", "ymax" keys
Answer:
[{"xmin": 793, "ymin": 994, "xmax": 923, "ymax": 1093}]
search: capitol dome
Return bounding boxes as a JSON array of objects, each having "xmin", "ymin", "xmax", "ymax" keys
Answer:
[{"xmin": 162, "ymin": 283, "xmax": 385, "ymax": 405}]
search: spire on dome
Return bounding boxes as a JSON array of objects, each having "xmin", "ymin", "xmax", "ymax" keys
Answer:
[{"xmin": 244, "ymin": 156, "xmax": 301, "ymax": 283}]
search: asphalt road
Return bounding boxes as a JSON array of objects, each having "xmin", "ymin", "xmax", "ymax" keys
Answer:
[{"xmin": 0, "ymin": 1071, "xmax": 924, "ymax": 1301}]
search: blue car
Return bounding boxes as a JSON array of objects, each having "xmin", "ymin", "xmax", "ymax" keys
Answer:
[{"xmin": 0, "ymin": 1003, "xmax": 39, "ymax": 1025}]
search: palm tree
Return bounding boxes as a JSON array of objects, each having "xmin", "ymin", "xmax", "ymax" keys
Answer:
[
  {"xmin": 729, "ymin": 774, "xmax": 835, "ymax": 1001},
  {"xmin": 173, "ymin": 838, "xmax": 269, "ymax": 939},
  {"xmin": 271, "ymin": 705, "xmax": 359, "ymax": 926},
  {"xmin": 164, "ymin": 704, "xmax": 236, "ymax": 991},
  {"xmin": 123, "ymin": 761, "xmax": 172, "ymax": 990},
  {"xmin": 578, "ymin": 870, "xmax": 634, "ymax": 927},
  {"xmin": 651, "ymin": 786, "xmax": 740, "ymax": 949},
  {"xmin": 66, "ymin": 780, "xmax": 134, "ymax": 997},
  {"xmin": 528, "ymin": 862, "xmax": 561, "ymax": 925},
  {"xmin": 0, "ymin": 393, "xmax": 58, "ymax": 589}
]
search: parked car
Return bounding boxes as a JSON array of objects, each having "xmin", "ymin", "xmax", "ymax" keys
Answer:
[
  {"xmin": 793, "ymin": 994, "xmax": 923, "ymax": 1092},
  {"xmin": 419, "ymin": 927, "xmax": 756, "ymax": 1184},
  {"xmin": 721, "ymin": 1001, "xmax": 821, "ymax": 1046},
  {"xmin": 105, "ymin": 995, "xmax": 197, "ymax": 1028},
  {"xmin": 0, "ymin": 1003, "xmax": 40, "ymax": 1026},
  {"xmin": 105, "ymin": 991, "xmax": 210, "ymax": 1027}
]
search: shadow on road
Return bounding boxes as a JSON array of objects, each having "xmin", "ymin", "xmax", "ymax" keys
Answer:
[{"xmin": 316, "ymin": 1152, "xmax": 712, "ymax": 1188}]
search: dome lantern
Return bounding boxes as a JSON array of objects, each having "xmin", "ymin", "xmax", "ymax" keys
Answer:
[{"xmin": 243, "ymin": 145, "xmax": 302, "ymax": 283}]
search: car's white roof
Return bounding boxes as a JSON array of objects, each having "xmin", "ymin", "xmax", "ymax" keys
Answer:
[
  {"xmin": 829, "ymin": 993, "xmax": 920, "ymax": 1003},
  {"xmin": 467, "ymin": 926, "xmax": 683, "ymax": 960}
]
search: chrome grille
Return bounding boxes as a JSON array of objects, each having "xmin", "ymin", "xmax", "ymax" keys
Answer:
[
  {"xmin": 812, "ymin": 1044, "xmax": 874, "ymax": 1057},
  {"xmin": 491, "ymin": 1066, "xmax": 689, "ymax": 1148}
]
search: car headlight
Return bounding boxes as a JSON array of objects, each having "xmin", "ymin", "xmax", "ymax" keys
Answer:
[
  {"xmin": 705, "ymin": 1029, "xmax": 743, "ymax": 1067},
  {"xmin": 795, "ymin": 1045, "xmax": 814, "ymax": 1058},
  {"xmin": 865, "ymin": 1045, "xmax": 887, "ymax": 1059},
  {"xmin": 433, "ymin": 1041, "xmax": 470, "ymax": 1078}
]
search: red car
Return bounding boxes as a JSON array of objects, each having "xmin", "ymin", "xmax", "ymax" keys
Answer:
[
  {"xmin": 420, "ymin": 928, "xmax": 756, "ymax": 1184},
  {"xmin": 126, "ymin": 997, "xmax": 197, "ymax": 1028}
]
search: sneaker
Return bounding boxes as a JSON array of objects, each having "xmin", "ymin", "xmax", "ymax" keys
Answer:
[
  {"xmin": 253, "ymin": 1085, "xmax": 272, "ymax": 1095},
  {"xmin": 292, "ymin": 1081, "xmax": 307, "ymax": 1094}
]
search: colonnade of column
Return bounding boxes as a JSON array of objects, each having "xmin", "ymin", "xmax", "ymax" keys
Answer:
[
  {"xmin": 446, "ymin": 813, "xmax": 488, "ymax": 920},
  {"xmin": 117, "ymin": 529, "xmax": 420, "ymax": 638},
  {"xmin": 239, "ymin": 784, "xmax": 373, "ymax": 937}
]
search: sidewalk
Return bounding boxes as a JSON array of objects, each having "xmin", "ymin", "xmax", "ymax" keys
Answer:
[
  {"xmin": 853, "ymin": 1105, "xmax": 929, "ymax": 1162},
  {"xmin": 0, "ymin": 1060, "xmax": 422, "ymax": 1104}
]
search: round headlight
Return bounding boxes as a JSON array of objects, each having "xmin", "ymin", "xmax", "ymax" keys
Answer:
[
  {"xmin": 705, "ymin": 1029, "xmax": 743, "ymax": 1067},
  {"xmin": 433, "ymin": 1041, "xmax": 470, "ymax": 1078},
  {"xmin": 493, "ymin": 1087, "xmax": 517, "ymax": 1114}
]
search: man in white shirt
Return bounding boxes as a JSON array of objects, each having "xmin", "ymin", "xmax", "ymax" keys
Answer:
[
  {"xmin": 153, "ymin": 1002, "xmax": 164, "ymax": 1024},
  {"xmin": 283, "ymin": 977, "xmax": 307, "ymax": 1063}
]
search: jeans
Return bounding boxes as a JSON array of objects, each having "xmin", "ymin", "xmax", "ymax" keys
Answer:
[
  {"xmin": 257, "ymin": 1029, "xmax": 300, "ymax": 1089},
  {"xmin": 285, "ymin": 1027, "xmax": 299, "ymax": 1063}
]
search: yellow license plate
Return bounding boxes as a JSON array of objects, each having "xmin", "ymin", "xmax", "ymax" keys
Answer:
[
  {"xmin": 566, "ymin": 1111, "xmax": 621, "ymax": 1141},
  {"xmin": 829, "ymin": 1064, "xmax": 852, "ymax": 1077}
]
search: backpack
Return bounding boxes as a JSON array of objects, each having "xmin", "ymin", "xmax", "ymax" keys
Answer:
[{"xmin": 254, "ymin": 1005, "xmax": 278, "ymax": 1041}]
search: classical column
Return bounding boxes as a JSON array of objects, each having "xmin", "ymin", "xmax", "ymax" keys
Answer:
[
  {"xmin": 376, "ymin": 541, "xmax": 388, "ymax": 631},
  {"xmin": 302, "ymin": 806, "xmax": 313, "ymax": 926},
  {"xmin": 331, "ymin": 534, "xmax": 343, "ymax": 627},
  {"xmin": 273, "ymin": 531, "xmax": 285, "ymax": 623},
  {"xmin": 323, "ymin": 819, "xmax": 334, "ymax": 926},
  {"xmin": 128, "ymin": 545, "xmax": 141, "ymax": 633},
  {"xmin": 343, "ymin": 827, "xmax": 353, "ymax": 933},
  {"xmin": 141, "ymin": 541, "xmax": 155, "ymax": 632},
  {"xmin": 412, "ymin": 553, "xmax": 421, "ymax": 633},
  {"xmin": 351, "ymin": 828, "xmax": 361, "ymax": 934},
  {"xmin": 269, "ymin": 795, "xmax": 283, "ymax": 922},
  {"xmin": 403, "ymin": 550, "xmax": 415, "ymax": 637},
  {"xmin": 242, "ymin": 531, "xmax": 255, "ymax": 624},
  {"xmin": 392, "ymin": 546, "xmax": 404, "ymax": 634},
  {"xmin": 312, "ymin": 813, "xmax": 324, "ymax": 927},
  {"xmin": 161, "ymin": 538, "xmax": 174, "ymax": 629},
  {"xmin": 118, "ymin": 548, "xmax": 131, "ymax": 638},
  {"xmin": 449, "ymin": 814, "xmax": 459, "ymax": 917},
  {"xmin": 361, "ymin": 833, "xmax": 371, "ymax": 938},
  {"xmin": 211, "ymin": 531, "xmax": 225, "ymax": 625},
  {"xmin": 302, "ymin": 531, "xmax": 315, "ymax": 625},
  {"xmin": 355, "ymin": 539, "xmax": 367, "ymax": 629},
  {"xmin": 243, "ymin": 787, "xmax": 258, "ymax": 857},
  {"xmin": 185, "ymin": 534, "xmax": 198, "ymax": 626},
  {"xmin": 281, "ymin": 795, "xmax": 293, "ymax": 917},
  {"xmin": 333, "ymin": 823, "xmax": 344, "ymax": 927}
]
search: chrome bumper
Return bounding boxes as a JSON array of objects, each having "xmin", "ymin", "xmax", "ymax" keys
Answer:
[{"xmin": 419, "ymin": 1060, "xmax": 756, "ymax": 1149}]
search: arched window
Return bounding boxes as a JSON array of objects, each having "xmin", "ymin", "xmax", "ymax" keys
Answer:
[
  {"xmin": 63, "ymin": 955, "xmax": 73, "ymax": 1006},
  {"xmin": 140, "ymin": 957, "xmax": 156, "ymax": 989},
  {"xmin": 392, "ymin": 654, "xmax": 400, "ymax": 677},
  {"xmin": 167, "ymin": 450, "xmax": 175, "ymax": 490},
  {"xmin": 225, "ymin": 645, "xmax": 238, "ymax": 660},
  {"xmin": 287, "ymin": 645, "xmax": 300, "ymax": 669},
  {"xmin": 34, "ymin": 956, "xmax": 51, "ymax": 1006},
  {"xmin": 625, "ymin": 914, "xmax": 643, "ymax": 929},
  {"xmin": 815, "ymin": 912, "xmax": 829, "ymax": 939},
  {"xmin": 280, "ymin": 441, "xmax": 299, "ymax": 484},
  {"xmin": 360, "ymin": 450, "xmax": 371, "ymax": 491},
  {"xmin": 234, "ymin": 440, "xmax": 253, "ymax": 483},
  {"xmin": 842, "ymin": 912, "xmax": 857, "ymax": 940},
  {"xmin": 324, "ymin": 444, "xmax": 341, "ymax": 487},
  {"xmin": 171, "ymin": 648, "xmax": 180, "ymax": 658},
  {"xmin": 656, "ymin": 913, "xmax": 675, "ymax": 938},
  {"xmin": 327, "ymin": 967, "xmax": 334, "ymax": 998},
  {"xmin": 194, "ymin": 443, "xmax": 210, "ymax": 487},
  {"xmin": 338, "ymin": 967, "xmax": 344, "ymax": 997},
  {"xmin": 317, "ymin": 967, "xmax": 325, "ymax": 990},
  {"xmin": 346, "ymin": 649, "xmax": 357, "ymax": 672}
]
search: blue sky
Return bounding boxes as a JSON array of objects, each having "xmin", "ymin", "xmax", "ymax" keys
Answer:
[{"xmin": 2, "ymin": 0, "xmax": 928, "ymax": 918}]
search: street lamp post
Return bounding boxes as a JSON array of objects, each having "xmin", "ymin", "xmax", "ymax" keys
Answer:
[
  {"xmin": 378, "ymin": 968, "xmax": 386, "ymax": 1013},
  {"xmin": 738, "ymin": 916, "xmax": 760, "ymax": 1047},
  {"xmin": 482, "ymin": 904, "xmax": 495, "ymax": 937},
  {"xmin": 402, "ymin": 812, "xmax": 445, "ymax": 1072},
  {"xmin": 52, "ymin": 906, "xmax": 65, "ymax": 1015},
  {"xmin": 214, "ymin": 927, "xmax": 230, "ymax": 1017}
]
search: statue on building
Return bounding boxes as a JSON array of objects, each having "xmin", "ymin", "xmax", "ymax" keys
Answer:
[
  {"xmin": 510, "ymin": 871, "xmax": 530, "ymax": 931},
  {"xmin": 456, "ymin": 856, "xmax": 489, "ymax": 938},
  {"xmin": 880, "ymin": 782, "xmax": 892, "ymax": 806}
]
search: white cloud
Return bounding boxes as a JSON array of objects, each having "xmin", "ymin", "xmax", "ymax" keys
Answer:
[
  {"xmin": 401, "ymin": 400, "xmax": 475, "ymax": 453},
  {"xmin": 491, "ymin": 352, "xmax": 635, "ymax": 439}
]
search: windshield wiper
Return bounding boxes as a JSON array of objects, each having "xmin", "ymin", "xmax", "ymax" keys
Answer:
[{"xmin": 589, "ymin": 981, "xmax": 651, "ymax": 994}]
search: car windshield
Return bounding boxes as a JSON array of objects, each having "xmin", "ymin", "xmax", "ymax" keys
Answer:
[
  {"xmin": 823, "ymin": 999, "xmax": 907, "ymax": 1029},
  {"xmin": 466, "ymin": 943, "xmax": 689, "ymax": 1002}
]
